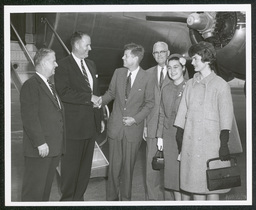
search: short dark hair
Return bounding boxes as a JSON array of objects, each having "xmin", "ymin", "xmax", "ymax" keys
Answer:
[
  {"xmin": 70, "ymin": 31, "xmax": 90, "ymax": 48},
  {"xmin": 34, "ymin": 48, "xmax": 55, "ymax": 67},
  {"xmin": 124, "ymin": 43, "xmax": 145, "ymax": 63},
  {"xmin": 188, "ymin": 41, "xmax": 216, "ymax": 69}
]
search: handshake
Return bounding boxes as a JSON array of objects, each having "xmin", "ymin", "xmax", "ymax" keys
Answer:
[{"xmin": 91, "ymin": 95, "xmax": 102, "ymax": 108}]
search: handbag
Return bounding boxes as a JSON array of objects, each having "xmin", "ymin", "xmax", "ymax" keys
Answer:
[
  {"xmin": 206, "ymin": 156, "xmax": 241, "ymax": 191},
  {"xmin": 152, "ymin": 150, "xmax": 164, "ymax": 170}
]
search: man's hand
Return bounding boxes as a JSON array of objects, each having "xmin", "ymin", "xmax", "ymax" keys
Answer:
[
  {"xmin": 38, "ymin": 143, "xmax": 49, "ymax": 158},
  {"xmin": 123, "ymin": 117, "xmax": 136, "ymax": 126},
  {"xmin": 91, "ymin": 95, "xmax": 102, "ymax": 108}
]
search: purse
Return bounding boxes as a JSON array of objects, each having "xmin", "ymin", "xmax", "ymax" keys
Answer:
[
  {"xmin": 152, "ymin": 150, "xmax": 164, "ymax": 170},
  {"xmin": 206, "ymin": 156, "xmax": 241, "ymax": 191}
]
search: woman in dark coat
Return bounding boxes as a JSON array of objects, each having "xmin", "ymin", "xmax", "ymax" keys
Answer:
[{"xmin": 156, "ymin": 54, "xmax": 190, "ymax": 200}]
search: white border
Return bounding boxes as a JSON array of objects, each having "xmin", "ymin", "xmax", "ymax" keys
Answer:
[{"xmin": 4, "ymin": 4, "xmax": 252, "ymax": 207}]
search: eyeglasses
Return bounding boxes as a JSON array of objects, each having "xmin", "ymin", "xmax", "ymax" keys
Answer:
[{"xmin": 152, "ymin": 51, "xmax": 167, "ymax": 56}]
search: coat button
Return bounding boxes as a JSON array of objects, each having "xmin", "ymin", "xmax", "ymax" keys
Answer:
[{"xmin": 124, "ymin": 108, "xmax": 126, "ymax": 110}]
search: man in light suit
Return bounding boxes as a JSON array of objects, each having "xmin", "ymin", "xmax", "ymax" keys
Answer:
[
  {"xmin": 54, "ymin": 31, "xmax": 104, "ymax": 201},
  {"xmin": 144, "ymin": 41, "xmax": 170, "ymax": 200},
  {"xmin": 97, "ymin": 43, "xmax": 155, "ymax": 201},
  {"xmin": 20, "ymin": 48, "xmax": 65, "ymax": 201}
]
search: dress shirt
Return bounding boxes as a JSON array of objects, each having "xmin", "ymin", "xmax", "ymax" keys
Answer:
[
  {"xmin": 127, "ymin": 66, "xmax": 140, "ymax": 87},
  {"xmin": 72, "ymin": 53, "xmax": 94, "ymax": 91},
  {"xmin": 36, "ymin": 72, "xmax": 61, "ymax": 107},
  {"xmin": 157, "ymin": 65, "xmax": 167, "ymax": 84}
]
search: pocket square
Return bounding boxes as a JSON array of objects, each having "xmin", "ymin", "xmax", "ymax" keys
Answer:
[{"xmin": 138, "ymin": 89, "xmax": 142, "ymax": 91}]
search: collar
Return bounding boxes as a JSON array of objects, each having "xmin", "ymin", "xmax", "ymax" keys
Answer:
[
  {"xmin": 36, "ymin": 72, "xmax": 48, "ymax": 83},
  {"xmin": 127, "ymin": 66, "xmax": 140, "ymax": 76},
  {"xmin": 192, "ymin": 71, "xmax": 216, "ymax": 86}
]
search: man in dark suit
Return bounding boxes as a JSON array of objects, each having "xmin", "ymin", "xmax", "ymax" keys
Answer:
[
  {"xmin": 97, "ymin": 43, "xmax": 155, "ymax": 201},
  {"xmin": 54, "ymin": 31, "xmax": 104, "ymax": 201},
  {"xmin": 20, "ymin": 48, "xmax": 65, "ymax": 201},
  {"xmin": 144, "ymin": 41, "xmax": 170, "ymax": 200}
]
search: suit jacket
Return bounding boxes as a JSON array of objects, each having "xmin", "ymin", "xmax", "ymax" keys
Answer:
[
  {"xmin": 145, "ymin": 66, "xmax": 171, "ymax": 138},
  {"xmin": 102, "ymin": 67, "xmax": 155, "ymax": 143},
  {"xmin": 20, "ymin": 74, "xmax": 66, "ymax": 157},
  {"xmin": 54, "ymin": 54, "xmax": 102, "ymax": 140}
]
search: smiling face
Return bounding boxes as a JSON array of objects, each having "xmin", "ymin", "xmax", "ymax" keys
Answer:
[
  {"xmin": 41, "ymin": 52, "xmax": 58, "ymax": 78},
  {"xmin": 75, "ymin": 35, "xmax": 92, "ymax": 59},
  {"xmin": 167, "ymin": 59, "xmax": 184, "ymax": 84},
  {"xmin": 153, "ymin": 43, "xmax": 170, "ymax": 67}
]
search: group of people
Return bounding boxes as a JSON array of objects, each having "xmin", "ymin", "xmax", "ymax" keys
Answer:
[{"xmin": 20, "ymin": 31, "xmax": 235, "ymax": 202}]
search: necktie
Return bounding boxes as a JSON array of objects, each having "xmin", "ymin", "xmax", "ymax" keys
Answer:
[
  {"xmin": 47, "ymin": 80, "xmax": 61, "ymax": 109},
  {"xmin": 80, "ymin": 60, "xmax": 91, "ymax": 90},
  {"xmin": 159, "ymin": 67, "xmax": 164, "ymax": 89},
  {"xmin": 125, "ymin": 72, "xmax": 132, "ymax": 100}
]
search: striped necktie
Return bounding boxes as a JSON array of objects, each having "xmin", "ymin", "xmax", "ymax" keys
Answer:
[
  {"xmin": 47, "ymin": 80, "xmax": 61, "ymax": 109},
  {"xmin": 80, "ymin": 60, "xmax": 91, "ymax": 90}
]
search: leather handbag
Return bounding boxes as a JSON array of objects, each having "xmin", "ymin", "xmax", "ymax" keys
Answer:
[
  {"xmin": 206, "ymin": 156, "xmax": 241, "ymax": 191},
  {"xmin": 152, "ymin": 150, "xmax": 164, "ymax": 170}
]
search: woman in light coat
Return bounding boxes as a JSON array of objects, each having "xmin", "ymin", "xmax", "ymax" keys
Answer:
[
  {"xmin": 174, "ymin": 41, "xmax": 234, "ymax": 200},
  {"xmin": 156, "ymin": 54, "xmax": 190, "ymax": 200}
]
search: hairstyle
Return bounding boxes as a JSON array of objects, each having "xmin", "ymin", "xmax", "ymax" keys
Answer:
[
  {"xmin": 188, "ymin": 41, "xmax": 216, "ymax": 69},
  {"xmin": 70, "ymin": 31, "xmax": 90, "ymax": 48},
  {"xmin": 34, "ymin": 48, "xmax": 55, "ymax": 67},
  {"xmin": 124, "ymin": 43, "xmax": 145, "ymax": 63},
  {"xmin": 153, "ymin": 41, "xmax": 169, "ymax": 51}
]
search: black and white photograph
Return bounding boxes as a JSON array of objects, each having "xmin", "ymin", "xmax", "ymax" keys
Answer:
[{"xmin": 4, "ymin": 3, "xmax": 253, "ymax": 207}]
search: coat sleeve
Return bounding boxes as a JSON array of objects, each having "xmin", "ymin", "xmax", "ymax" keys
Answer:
[
  {"xmin": 218, "ymin": 82, "xmax": 234, "ymax": 130},
  {"xmin": 54, "ymin": 59, "xmax": 92, "ymax": 105},
  {"xmin": 174, "ymin": 83, "xmax": 189, "ymax": 129},
  {"xmin": 156, "ymin": 99, "xmax": 164, "ymax": 138},
  {"xmin": 101, "ymin": 69, "xmax": 117, "ymax": 105},
  {"xmin": 133, "ymin": 74, "xmax": 155, "ymax": 124},
  {"xmin": 20, "ymin": 81, "xmax": 45, "ymax": 148}
]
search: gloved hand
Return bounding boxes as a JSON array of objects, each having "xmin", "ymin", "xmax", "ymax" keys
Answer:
[
  {"xmin": 219, "ymin": 129, "xmax": 231, "ymax": 161},
  {"xmin": 157, "ymin": 138, "xmax": 163, "ymax": 151},
  {"xmin": 176, "ymin": 127, "xmax": 184, "ymax": 154}
]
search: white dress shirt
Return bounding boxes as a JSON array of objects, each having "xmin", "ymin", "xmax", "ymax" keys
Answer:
[
  {"xmin": 127, "ymin": 66, "xmax": 140, "ymax": 87},
  {"xmin": 36, "ymin": 72, "xmax": 61, "ymax": 107},
  {"xmin": 72, "ymin": 53, "xmax": 94, "ymax": 91},
  {"xmin": 157, "ymin": 65, "xmax": 167, "ymax": 84}
]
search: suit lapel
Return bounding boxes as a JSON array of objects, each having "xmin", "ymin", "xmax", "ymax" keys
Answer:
[
  {"xmin": 121, "ymin": 68, "xmax": 128, "ymax": 105},
  {"xmin": 127, "ymin": 68, "xmax": 144, "ymax": 100},
  {"xmin": 35, "ymin": 74, "xmax": 61, "ymax": 109},
  {"xmin": 162, "ymin": 72, "xmax": 171, "ymax": 89}
]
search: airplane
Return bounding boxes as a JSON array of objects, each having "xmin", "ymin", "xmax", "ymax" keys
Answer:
[
  {"xmin": 10, "ymin": 10, "xmax": 246, "ymax": 95},
  {"xmin": 7, "ymin": 5, "xmax": 250, "ymax": 203}
]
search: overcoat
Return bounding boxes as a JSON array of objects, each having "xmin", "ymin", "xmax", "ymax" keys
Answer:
[
  {"xmin": 174, "ymin": 71, "xmax": 233, "ymax": 194},
  {"xmin": 156, "ymin": 79, "xmax": 187, "ymax": 191}
]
